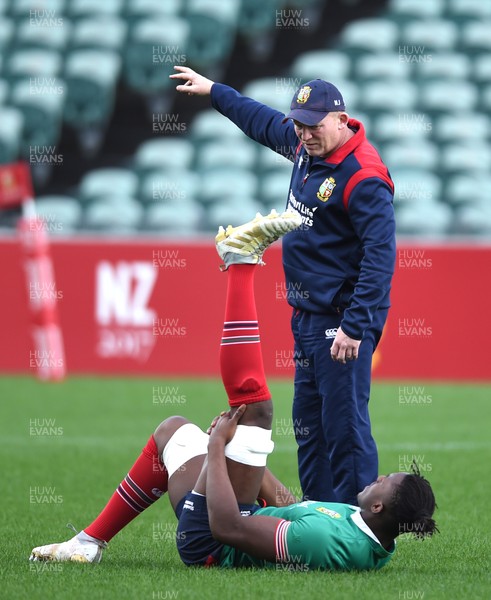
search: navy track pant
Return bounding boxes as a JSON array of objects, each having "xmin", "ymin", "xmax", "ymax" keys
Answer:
[{"xmin": 291, "ymin": 307, "xmax": 388, "ymax": 505}]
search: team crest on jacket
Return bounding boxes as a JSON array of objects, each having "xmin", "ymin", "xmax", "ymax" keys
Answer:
[
  {"xmin": 316, "ymin": 177, "xmax": 336, "ymax": 202},
  {"xmin": 296, "ymin": 86, "xmax": 312, "ymax": 104}
]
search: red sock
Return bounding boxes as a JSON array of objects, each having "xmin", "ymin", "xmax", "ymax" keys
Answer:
[
  {"xmin": 84, "ymin": 436, "xmax": 168, "ymax": 543},
  {"xmin": 220, "ymin": 265, "xmax": 271, "ymax": 406}
]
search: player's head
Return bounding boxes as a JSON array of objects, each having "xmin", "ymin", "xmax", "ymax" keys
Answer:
[
  {"xmin": 358, "ymin": 464, "xmax": 438, "ymax": 539},
  {"xmin": 283, "ymin": 80, "xmax": 350, "ymax": 157},
  {"xmin": 389, "ymin": 464, "xmax": 438, "ymax": 539}
]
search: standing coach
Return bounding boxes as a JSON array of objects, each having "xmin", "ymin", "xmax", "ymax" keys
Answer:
[{"xmin": 171, "ymin": 67, "xmax": 396, "ymax": 505}]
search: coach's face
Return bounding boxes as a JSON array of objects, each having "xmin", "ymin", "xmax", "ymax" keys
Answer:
[{"xmin": 293, "ymin": 111, "xmax": 350, "ymax": 158}]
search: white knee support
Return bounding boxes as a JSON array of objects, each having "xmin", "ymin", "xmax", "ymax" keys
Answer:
[
  {"xmin": 224, "ymin": 425, "xmax": 274, "ymax": 467},
  {"xmin": 162, "ymin": 423, "xmax": 274, "ymax": 478},
  {"xmin": 162, "ymin": 423, "xmax": 209, "ymax": 479}
]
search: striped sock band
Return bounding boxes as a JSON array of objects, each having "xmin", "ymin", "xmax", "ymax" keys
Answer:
[
  {"xmin": 221, "ymin": 321, "xmax": 260, "ymax": 346},
  {"xmin": 116, "ymin": 473, "xmax": 158, "ymax": 514}
]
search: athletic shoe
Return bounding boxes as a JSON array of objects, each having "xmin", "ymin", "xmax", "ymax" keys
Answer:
[
  {"xmin": 29, "ymin": 531, "xmax": 107, "ymax": 564},
  {"xmin": 215, "ymin": 209, "xmax": 302, "ymax": 270}
]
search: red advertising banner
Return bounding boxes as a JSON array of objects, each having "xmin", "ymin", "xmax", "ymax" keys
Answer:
[{"xmin": 0, "ymin": 238, "xmax": 489, "ymax": 381}]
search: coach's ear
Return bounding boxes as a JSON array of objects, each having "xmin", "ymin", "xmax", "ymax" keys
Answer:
[{"xmin": 337, "ymin": 112, "xmax": 350, "ymax": 128}]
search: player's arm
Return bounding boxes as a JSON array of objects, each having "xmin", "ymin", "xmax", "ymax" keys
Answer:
[
  {"xmin": 206, "ymin": 407, "xmax": 284, "ymax": 562},
  {"xmin": 207, "ymin": 412, "xmax": 297, "ymax": 507},
  {"xmin": 170, "ymin": 66, "xmax": 298, "ymax": 160}
]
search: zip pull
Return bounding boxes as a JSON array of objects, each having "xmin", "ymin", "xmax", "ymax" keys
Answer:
[{"xmin": 302, "ymin": 155, "xmax": 312, "ymax": 186}]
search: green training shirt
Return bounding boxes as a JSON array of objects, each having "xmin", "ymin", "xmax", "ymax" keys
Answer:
[{"xmin": 219, "ymin": 501, "xmax": 395, "ymax": 571}]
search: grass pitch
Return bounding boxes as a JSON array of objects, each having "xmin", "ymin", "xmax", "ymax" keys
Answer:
[{"xmin": 2, "ymin": 376, "xmax": 490, "ymax": 600}]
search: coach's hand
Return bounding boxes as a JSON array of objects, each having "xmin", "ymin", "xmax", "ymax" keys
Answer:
[
  {"xmin": 209, "ymin": 404, "xmax": 247, "ymax": 445},
  {"xmin": 330, "ymin": 328, "xmax": 361, "ymax": 364},
  {"xmin": 170, "ymin": 66, "xmax": 214, "ymax": 96}
]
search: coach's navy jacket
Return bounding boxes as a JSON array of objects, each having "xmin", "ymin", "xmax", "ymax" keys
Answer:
[{"xmin": 211, "ymin": 84, "xmax": 396, "ymax": 341}]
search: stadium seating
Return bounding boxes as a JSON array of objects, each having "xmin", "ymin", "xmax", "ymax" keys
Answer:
[
  {"xmin": 0, "ymin": 17, "xmax": 13, "ymax": 52},
  {"xmin": 0, "ymin": 0, "xmax": 488, "ymax": 238},
  {"xmin": 361, "ymin": 80, "xmax": 417, "ymax": 115},
  {"xmin": 259, "ymin": 171, "xmax": 291, "ymax": 211},
  {"xmin": 195, "ymin": 139, "xmax": 257, "ymax": 171},
  {"xmin": 0, "ymin": 105, "xmax": 23, "ymax": 163},
  {"xmin": 339, "ymin": 19, "xmax": 399, "ymax": 54},
  {"xmin": 125, "ymin": 0, "xmax": 182, "ymax": 19},
  {"xmin": 237, "ymin": 0, "xmax": 281, "ymax": 59},
  {"xmin": 461, "ymin": 21, "xmax": 491, "ymax": 54},
  {"xmin": 145, "ymin": 198, "xmax": 204, "ymax": 233},
  {"xmin": 63, "ymin": 50, "xmax": 122, "ymax": 140},
  {"xmin": 79, "ymin": 168, "xmax": 139, "ymax": 203},
  {"xmin": 444, "ymin": 173, "xmax": 491, "ymax": 206},
  {"xmin": 190, "ymin": 109, "xmax": 246, "ymax": 144},
  {"xmin": 391, "ymin": 169, "xmax": 442, "ymax": 205},
  {"xmin": 124, "ymin": 15, "xmax": 190, "ymax": 114},
  {"xmin": 6, "ymin": 48, "xmax": 63, "ymax": 81},
  {"xmin": 0, "ymin": 78, "xmax": 9, "ymax": 104},
  {"xmin": 200, "ymin": 167, "xmax": 258, "ymax": 205},
  {"xmin": 434, "ymin": 113, "xmax": 490, "ymax": 143},
  {"xmin": 480, "ymin": 84, "xmax": 491, "ymax": 113},
  {"xmin": 355, "ymin": 52, "xmax": 412, "ymax": 81},
  {"xmin": 383, "ymin": 140, "xmax": 440, "ymax": 171},
  {"xmin": 241, "ymin": 78, "xmax": 292, "ymax": 113},
  {"xmin": 454, "ymin": 202, "xmax": 491, "ymax": 235},
  {"xmin": 440, "ymin": 142, "xmax": 491, "ymax": 176},
  {"xmin": 10, "ymin": 0, "xmax": 66, "ymax": 20},
  {"xmin": 10, "ymin": 78, "xmax": 65, "ymax": 153},
  {"xmin": 206, "ymin": 197, "xmax": 264, "ymax": 232},
  {"xmin": 140, "ymin": 169, "xmax": 201, "ymax": 205},
  {"xmin": 415, "ymin": 53, "xmax": 471, "ymax": 81},
  {"xmin": 400, "ymin": 20, "xmax": 459, "ymax": 51},
  {"xmin": 256, "ymin": 144, "xmax": 294, "ymax": 175},
  {"xmin": 388, "ymin": 0, "xmax": 445, "ymax": 20},
  {"xmin": 34, "ymin": 195, "xmax": 82, "ymax": 233},
  {"xmin": 68, "ymin": 0, "xmax": 124, "ymax": 19},
  {"xmin": 84, "ymin": 196, "xmax": 143, "ymax": 232},
  {"xmin": 396, "ymin": 200, "xmax": 453, "ymax": 236},
  {"xmin": 474, "ymin": 54, "xmax": 491, "ymax": 84},
  {"xmin": 134, "ymin": 138, "xmax": 194, "ymax": 173},
  {"xmin": 372, "ymin": 113, "xmax": 431, "ymax": 144},
  {"xmin": 290, "ymin": 50, "xmax": 352, "ymax": 82},
  {"xmin": 448, "ymin": 0, "xmax": 491, "ymax": 21},
  {"xmin": 124, "ymin": 17, "xmax": 189, "ymax": 97},
  {"xmin": 15, "ymin": 17, "xmax": 71, "ymax": 50},
  {"xmin": 184, "ymin": 0, "xmax": 239, "ymax": 76},
  {"xmin": 71, "ymin": 17, "xmax": 128, "ymax": 51},
  {"xmin": 419, "ymin": 80, "xmax": 479, "ymax": 115}
]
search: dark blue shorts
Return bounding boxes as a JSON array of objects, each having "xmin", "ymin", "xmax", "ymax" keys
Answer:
[{"xmin": 175, "ymin": 491, "xmax": 262, "ymax": 567}]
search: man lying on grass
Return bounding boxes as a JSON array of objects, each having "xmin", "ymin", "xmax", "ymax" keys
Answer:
[{"xmin": 30, "ymin": 210, "xmax": 438, "ymax": 571}]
